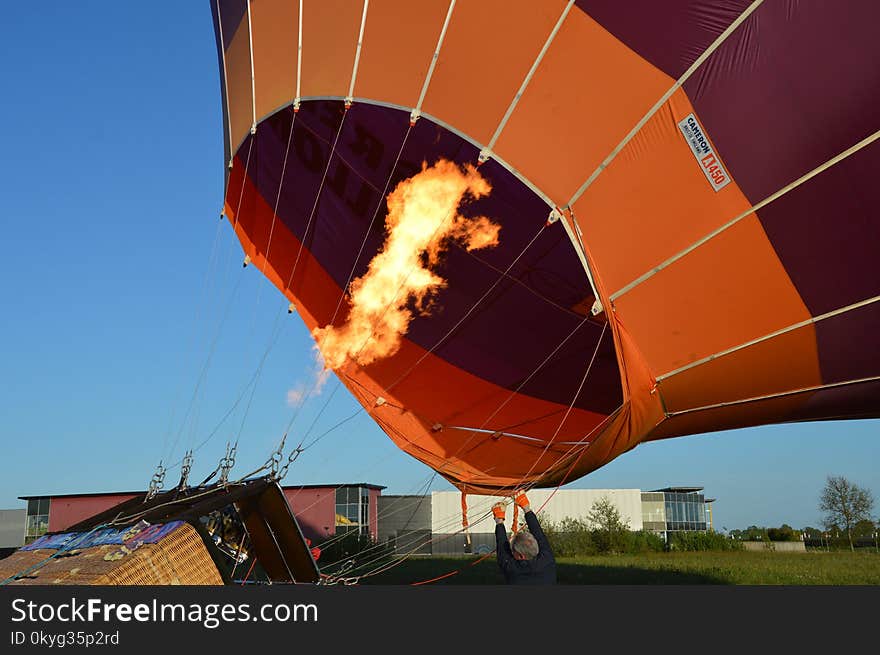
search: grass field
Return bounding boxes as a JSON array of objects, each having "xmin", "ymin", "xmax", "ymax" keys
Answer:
[{"xmin": 359, "ymin": 551, "xmax": 880, "ymax": 585}]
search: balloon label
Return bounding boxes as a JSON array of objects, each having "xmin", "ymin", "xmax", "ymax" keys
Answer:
[{"xmin": 677, "ymin": 113, "xmax": 731, "ymax": 192}]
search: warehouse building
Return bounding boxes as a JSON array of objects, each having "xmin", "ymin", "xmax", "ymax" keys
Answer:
[
  {"xmin": 0, "ymin": 509, "xmax": 26, "ymax": 558},
  {"xmin": 376, "ymin": 494, "xmax": 433, "ymax": 555}
]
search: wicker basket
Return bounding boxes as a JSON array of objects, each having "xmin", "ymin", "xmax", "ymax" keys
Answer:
[{"xmin": 0, "ymin": 523, "xmax": 223, "ymax": 586}]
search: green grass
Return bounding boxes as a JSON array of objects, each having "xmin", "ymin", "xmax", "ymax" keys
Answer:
[{"xmin": 359, "ymin": 551, "xmax": 880, "ymax": 585}]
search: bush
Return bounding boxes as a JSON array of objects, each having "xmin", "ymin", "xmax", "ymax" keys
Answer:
[
  {"xmin": 541, "ymin": 516, "xmax": 598, "ymax": 557},
  {"xmin": 623, "ymin": 530, "xmax": 667, "ymax": 553},
  {"xmin": 541, "ymin": 517, "xmax": 665, "ymax": 556},
  {"xmin": 667, "ymin": 530, "xmax": 743, "ymax": 552},
  {"xmin": 767, "ymin": 525, "xmax": 799, "ymax": 542}
]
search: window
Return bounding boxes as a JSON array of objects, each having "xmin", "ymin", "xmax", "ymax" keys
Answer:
[
  {"xmin": 335, "ymin": 486, "xmax": 371, "ymax": 535},
  {"xmin": 25, "ymin": 498, "xmax": 50, "ymax": 544}
]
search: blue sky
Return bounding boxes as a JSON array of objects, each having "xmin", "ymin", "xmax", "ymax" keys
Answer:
[{"xmin": 1, "ymin": 2, "xmax": 876, "ymax": 532}]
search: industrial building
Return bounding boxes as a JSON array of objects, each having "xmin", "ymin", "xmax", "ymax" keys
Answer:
[
  {"xmin": 0, "ymin": 509, "xmax": 26, "ymax": 557},
  {"xmin": 422, "ymin": 487, "xmax": 714, "ymax": 554}
]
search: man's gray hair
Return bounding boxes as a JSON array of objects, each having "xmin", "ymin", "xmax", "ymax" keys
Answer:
[{"xmin": 511, "ymin": 531, "xmax": 539, "ymax": 559}]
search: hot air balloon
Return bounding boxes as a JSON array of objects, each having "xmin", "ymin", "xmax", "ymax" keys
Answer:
[{"xmin": 209, "ymin": 0, "xmax": 880, "ymax": 496}]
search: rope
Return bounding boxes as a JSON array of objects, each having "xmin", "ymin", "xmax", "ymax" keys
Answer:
[
  {"xmin": 322, "ymin": 483, "xmax": 521, "ymax": 583},
  {"xmin": 229, "ymin": 108, "xmax": 301, "ymax": 451},
  {"xmin": 346, "ymin": 321, "xmax": 615, "ymax": 585},
  {"xmin": 165, "ymin": 269, "xmax": 246, "ymax": 467},
  {"xmin": 327, "ymin": 122, "xmax": 413, "ymax": 327},
  {"xmin": 500, "ymin": 322, "xmax": 609, "ymax": 490},
  {"xmin": 384, "ymin": 223, "xmax": 547, "ymax": 394},
  {"xmin": 283, "ymin": 107, "xmax": 349, "ymax": 297},
  {"xmin": 159, "ymin": 210, "xmax": 225, "ymax": 463},
  {"xmin": 163, "ymin": 135, "xmax": 255, "ymax": 467},
  {"xmin": 435, "ymin": 314, "xmax": 593, "ymax": 466},
  {"xmin": 239, "ymin": 557, "xmax": 258, "ymax": 585},
  {"xmin": 565, "ymin": 0, "xmax": 765, "ymax": 209},
  {"xmin": 274, "ymin": 125, "xmax": 461, "ymax": 470}
]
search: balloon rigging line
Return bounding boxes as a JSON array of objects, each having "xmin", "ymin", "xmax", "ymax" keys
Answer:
[
  {"xmin": 283, "ymin": 109, "xmax": 349, "ymax": 296},
  {"xmin": 165, "ymin": 270, "xmax": 246, "ymax": 468},
  {"xmin": 267, "ymin": 213, "xmax": 554, "ymax": 493},
  {"xmin": 226, "ymin": 447, "xmax": 443, "ymax": 578},
  {"xmin": 230, "ymin": 139, "xmax": 254, "ymax": 230},
  {"xmin": 164, "ymin": 301, "xmax": 290, "ymax": 473},
  {"xmin": 495, "ymin": 322, "xmax": 609, "ymax": 493},
  {"xmin": 668, "ymin": 375, "xmax": 880, "ymax": 417},
  {"xmin": 278, "ymin": 166, "xmax": 473, "ymax": 463},
  {"xmin": 322, "ymin": 502, "xmax": 495, "ymax": 582},
  {"xmin": 345, "ymin": 0, "xmax": 369, "ymax": 104},
  {"xmin": 161, "ymin": 138, "xmax": 255, "ymax": 468},
  {"xmin": 313, "ymin": 291, "xmax": 609, "ymax": 536},
  {"xmin": 328, "ymin": 122, "xmax": 414, "ymax": 327},
  {"xmin": 658, "ymin": 292, "xmax": 880, "ymax": 382},
  {"xmin": 413, "ymin": 0, "xmax": 456, "ymax": 119},
  {"xmin": 341, "ymin": 506, "xmax": 500, "ymax": 583},
  {"xmin": 229, "ymin": 110, "xmax": 301, "ymax": 450},
  {"xmin": 611, "ymin": 127, "xmax": 880, "ymax": 302},
  {"xmin": 375, "ymin": 404, "xmax": 623, "ymax": 586},
  {"xmin": 271, "ymin": 122, "xmax": 414, "ymax": 455},
  {"xmin": 275, "ymin": 405, "xmax": 476, "ymax": 575},
  {"xmin": 564, "ymin": 0, "xmax": 765, "ymax": 209},
  {"xmin": 263, "ymin": 110, "xmax": 299, "ymax": 271},
  {"xmin": 383, "ymin": 222, "xmax": 549, "ymax": 394},
  {"xmin": 177, "ymin": 105, "xmax": 345, "ymax": 479},
  {"xmin": 462, "ymin": 246, "xmax": 589, "ymax": 319},
  {"xmin": 483, "ymin": 0, "xmax": 574, "ymax": 157},
  {"xmin": 439, "ymin": 314, "xmax": 593, "ymax": 464},
  {"xmin": 165, "ymin": 135, "xmax": 254, "ymax": 462},
  {"xmin": 334, "ymin": 316, "xmax": 615, "ymax": 586},
  {"xmin": 315, "ymin": 473, "xmax": 438, "ymax": 572},
  {"xmin": 254, "ymin": 109, "xmax": 352, "ymax": 459},
  {"xmin": 159, "ymin": 214, "xmax": 226, "ymax": 462},
  {"xmin": 536, "ymin": 401, "xmax": 626, "ymax": 487},
  {"xmin": 231, "ymin": 308, "xmax": 285, "ymax": 448},
  {"xmin": 324, "ymin": 297, "xmax": 598, "ymax": 485},
  {"xmin": 208, "ymin": 120, "xmax": 604, "ymax": 557}
]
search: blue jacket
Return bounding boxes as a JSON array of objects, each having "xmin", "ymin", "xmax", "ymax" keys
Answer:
[{"xmin": 495, "ymin": 510, "xmax": 557, "ymax": 584}]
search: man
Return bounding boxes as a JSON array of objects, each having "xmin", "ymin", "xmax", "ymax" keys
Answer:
[{"xmin": 492, "ymin": 493, "xmax": 556, "ymax": 584}]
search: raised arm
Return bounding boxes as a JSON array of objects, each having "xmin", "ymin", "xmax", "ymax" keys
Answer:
[
  {"xmin": 515, "ymin": 493, "xmax": 554, "ymax": 558},
  {"xmin": 492, "ymin": 502, "xmax": 515, "ymax": 570}
]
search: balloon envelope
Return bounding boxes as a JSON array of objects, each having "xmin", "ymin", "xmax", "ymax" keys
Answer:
[{"xmin": 211, "ymin": 0, "xmax": 880, "ymax": 493}]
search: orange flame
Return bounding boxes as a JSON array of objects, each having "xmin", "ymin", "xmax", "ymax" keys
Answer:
[{"xmin": 314, "ymin": 159, "xmax": 500, "ymax": 370}]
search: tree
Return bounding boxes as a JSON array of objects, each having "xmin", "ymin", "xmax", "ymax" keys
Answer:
[
  {"xmin": 767, "ymin": 524, "xmax": 798, "ymax": 542},
  {"xmin": 852, "ymin": 519, "xmax": 876, "ymax": 539},
  {"xmin": 819, "ymin": 476, "xmax": 875, "ymax": 552},
  {"xmin": 586, "ymin": 496, "xmax": 630, "ymax": 553}
]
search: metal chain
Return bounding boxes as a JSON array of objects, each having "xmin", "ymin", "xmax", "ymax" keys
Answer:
[
  {"xmin": 146, "ymin": 462, "xmax": 166, "ymax": 501},
  {"xmin": 219, "ymin": 441, "xmax": 237, "ymax": 486},
  {"xmin": 265, "ymin": 434, "xmax": 287, "ymax": 480},
  {"xmin": 277, "ymin": 446, "xmax": 303, "ymax": 482},
  {"xmin": 177, "ymin": 451, "xmax": 194, "ymax": 490}
]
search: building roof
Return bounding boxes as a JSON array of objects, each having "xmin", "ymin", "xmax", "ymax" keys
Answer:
[
  {"xmin": 650, "ymin": 486, "xmax": 704, "ymax": 493},
  {"xmin": 19, "ymin": 482, "xmax": 386, "ymax": 501}
]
